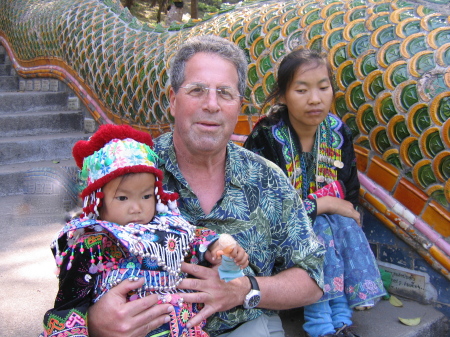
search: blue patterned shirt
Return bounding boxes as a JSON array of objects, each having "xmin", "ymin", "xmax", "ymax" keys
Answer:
[{"xmin": 154, "ymin": 132, "xmax": 325, "ymax": 336}]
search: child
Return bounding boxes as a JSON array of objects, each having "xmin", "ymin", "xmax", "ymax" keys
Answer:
[{"xmin": 42, "ymin": 124, "xmax": 248, "ymax": 337}]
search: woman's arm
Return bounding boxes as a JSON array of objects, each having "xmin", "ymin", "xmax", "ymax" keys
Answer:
[{"xmin": 316, "ymin": 196, "xmax": 361, "ymax": 225}]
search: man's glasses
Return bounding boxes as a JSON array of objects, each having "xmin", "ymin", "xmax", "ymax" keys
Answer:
[{"xmin": 179, "ymin": 83, "xmax": 242, "ymax": 105}]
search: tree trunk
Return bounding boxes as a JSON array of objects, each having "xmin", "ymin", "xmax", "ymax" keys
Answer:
[
  {"xmin": 191, "ymin": 0, "xmax": 198, "ymax": 19},
  {"xmin": 124, "ymin": 0, "xmax": 134, "ymax": 9},
  {"xmin": 156, "ymin": 0, "xmax": 167, "ymax": 22}
]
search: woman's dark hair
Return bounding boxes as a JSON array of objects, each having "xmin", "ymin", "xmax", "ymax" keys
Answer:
[{"xmin": 261, "ymin": 48, "xmax": 335, "ymax": 122}]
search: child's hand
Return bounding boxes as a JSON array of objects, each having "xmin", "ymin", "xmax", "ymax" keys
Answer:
[
  {"xmin": 220, "ymin": 244, "xmax": 249, "ymax": 269},
  {"xmin": 210, "ymin": 234, "xmax": 249, "ymax": 269}
]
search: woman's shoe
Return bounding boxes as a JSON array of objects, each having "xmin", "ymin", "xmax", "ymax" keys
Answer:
[{"xmin": 335, "ymin": 324, "xmax": 361, "ymax": 337}]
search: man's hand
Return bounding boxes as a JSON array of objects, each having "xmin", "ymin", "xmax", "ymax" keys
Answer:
[
  {"xmin": 177, "ymin": 262, "xmax": 250, "ymax": 328},
  {"xmin": 88, "ymin": 278, "xmax": 173, "ymax": 337}
]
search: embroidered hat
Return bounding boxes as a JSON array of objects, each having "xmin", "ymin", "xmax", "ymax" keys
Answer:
[{"xmin": 72, "ymin": 124, "xmax": 178, "ymax": 218}]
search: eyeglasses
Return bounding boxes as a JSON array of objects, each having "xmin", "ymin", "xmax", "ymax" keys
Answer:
[{"xmin": 179, "ymin": 83, "xmax": 242, "ymax": 104}]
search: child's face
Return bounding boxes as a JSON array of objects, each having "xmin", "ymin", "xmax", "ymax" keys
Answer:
[{"xmin": 99, "ymin": 172, "xmax": 156, "ymax": 226}]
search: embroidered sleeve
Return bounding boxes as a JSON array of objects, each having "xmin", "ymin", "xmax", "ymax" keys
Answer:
[
  {"xmin": 42, "ymin": 235, "xmax": 95, "ymax": 336},
  {"xmin": 302, "ymin": 198, "xmax": 318, "ymax": 222},
  {"xmin": 189, "ymin": 227, "xmax": 219, "ymax": 265}
]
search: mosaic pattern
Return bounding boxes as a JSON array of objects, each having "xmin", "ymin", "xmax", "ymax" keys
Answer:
[{"xmin": 0, "ymin": 0, "xmax": 449, "ymax": 279}]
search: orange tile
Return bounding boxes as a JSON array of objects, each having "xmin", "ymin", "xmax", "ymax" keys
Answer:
[
  {"xmin": 234, "ymin": 116, "xmax": 252, "ymax": 135},
  {"xmin": 393, "ymin": 178, "xmax": 429, "ymax": 215},
  {"xmin": 354, "ymin": 145, "xmax": 370, "ymax": 172},
  {"xmin": 362, "ymin": 191, "xmax": 388, "ymax": 214},
  {"xmin": 422, "ymin": 201, "xmax": 450, "ymax": 238},
  {"xmin": 429, "ymin": 245, "xmax": 450, "ymax": 272},
  {"xmin": 366, "ymin": 156, "xmax": 400, "ymax": 192}
]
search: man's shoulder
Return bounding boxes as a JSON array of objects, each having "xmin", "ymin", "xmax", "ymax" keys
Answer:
[
  {"xmin": 154, "ymin": 131, "xmax": 172, "ymax": 149},
  {"xmin": 228, "ymin": 141, "xmax": 287, "ymax": 176}
]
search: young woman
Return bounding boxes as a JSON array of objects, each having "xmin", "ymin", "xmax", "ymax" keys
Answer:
[{"xmin": 244, "ymin": 49, "xmax": 386, "ymax": 337}]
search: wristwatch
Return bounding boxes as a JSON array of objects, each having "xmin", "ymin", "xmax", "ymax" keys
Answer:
[{"xmin": 243, "ymin": 275, "xmax": 261, "ymax": 309}]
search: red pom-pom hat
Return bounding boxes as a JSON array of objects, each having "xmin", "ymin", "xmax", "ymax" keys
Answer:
[{"xmin": 72, "ymin": 124, "xmax": 178, "ymax": 218}]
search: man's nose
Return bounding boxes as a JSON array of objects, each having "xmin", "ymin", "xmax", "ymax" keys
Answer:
[{"xmin": 203, "ymin": 89, "xmax": 220, "ymax": 112}]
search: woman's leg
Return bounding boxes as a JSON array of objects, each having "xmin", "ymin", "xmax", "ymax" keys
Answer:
[
  {"xmin": 303, "ymin": 300, "xmax": 335, "ymax": 337},
  {"xmin": 329, "ymin": 295, "xmax": 353, "ymax": 330}
]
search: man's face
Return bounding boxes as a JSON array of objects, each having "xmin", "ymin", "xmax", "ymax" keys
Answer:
[{"xmin": 169, "ymin": 52, "xmax": 241, "ymax": 156}]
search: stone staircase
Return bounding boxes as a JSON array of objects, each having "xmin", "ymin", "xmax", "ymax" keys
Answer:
[{"xmin": 0, "ymin": 44, "xmax": 92, "ymax": 215}]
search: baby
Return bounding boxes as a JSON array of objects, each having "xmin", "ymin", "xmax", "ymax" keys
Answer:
[{"xmin": 42, "ymin": 124, "xmax": 248, "ymax": 337}]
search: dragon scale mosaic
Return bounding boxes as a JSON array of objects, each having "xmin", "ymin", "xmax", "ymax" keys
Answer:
[{"xmin": 0, "ymin": 0, "xmax": 449, "ymax": 279}]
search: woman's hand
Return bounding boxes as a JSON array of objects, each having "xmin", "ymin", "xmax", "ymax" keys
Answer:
[
  {"xmin": 316, "ymin": 196, "xmax": 361, "ymax": 226},
  {"xmin": 88, "ymin": 278, "xmax": 173, "ymax": 337}
]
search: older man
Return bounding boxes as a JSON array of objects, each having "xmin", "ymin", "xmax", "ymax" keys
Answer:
[{"xmin": 89, "ymin": 35, "xmax": 324, "ymax": 337}]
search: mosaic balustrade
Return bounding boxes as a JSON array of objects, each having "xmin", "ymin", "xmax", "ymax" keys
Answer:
[{"xmin": 0, "ymin": 0, "xmax": 449, "ymax": 279}]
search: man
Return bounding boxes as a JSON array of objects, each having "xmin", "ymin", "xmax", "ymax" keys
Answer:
[{"xmin": 89, "ymin": 35, "xmax": 324, "ymax": 337}]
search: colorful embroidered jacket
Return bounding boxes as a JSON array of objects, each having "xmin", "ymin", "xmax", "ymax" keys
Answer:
[
  {"xmin": 42, "ymin": 211, "xmax": 218, "ymax": 337},
  {"xmin": 244, "ymin": 111, "xmax": 360, "ymax": 222}
]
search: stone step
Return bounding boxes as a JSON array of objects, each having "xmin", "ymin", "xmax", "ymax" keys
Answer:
[
  {"xmin": 0, "ymin": 63, "xmax": 12, "ymax": 76},
  {"xmin": 0, "ymin": 132, "xmax": 89, "ymax": 166},
  {"xmin": 0, "ymin": 91, "xmax": 68, "ymax": 113},
  {"xmin": 0, "ymin": 159, "xmax": 80, "ymax": 197},
  {"xmin": 0, "ymin": 110, "xmax": 83, "ymax": 137},
  {"xmin": 281, "ymin": 296, "xmax": 449, "ymax": 337},
  {"xmin": 0, "ymin": 75, "xmax": 18, "ymax": 90}
]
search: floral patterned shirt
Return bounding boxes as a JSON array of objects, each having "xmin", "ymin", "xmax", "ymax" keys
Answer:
[{"xmin": 154, "ymin": 132, "xmax": 325, "ymax": 337}]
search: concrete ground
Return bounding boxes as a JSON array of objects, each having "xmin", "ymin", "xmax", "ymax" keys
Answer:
[{"xmin": 1, "ymin": 193, "xmax": 448, "ymax": 337}]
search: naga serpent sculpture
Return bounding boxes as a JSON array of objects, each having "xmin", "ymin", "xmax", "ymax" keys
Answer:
[{"xmin": 0, "ymin": 0, "xmax": 449, "ymax": 281}]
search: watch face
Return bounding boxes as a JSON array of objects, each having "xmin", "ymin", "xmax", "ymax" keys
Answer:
[{"xmin": 248, "ymin": 294, "xmax": 261, "ymax": 308}]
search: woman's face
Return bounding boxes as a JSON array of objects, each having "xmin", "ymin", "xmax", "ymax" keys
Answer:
[{"xmin": 281, "ymin": 63, "xmax": 334, "ymax": 131}]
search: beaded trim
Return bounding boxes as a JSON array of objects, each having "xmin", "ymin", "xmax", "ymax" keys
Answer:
[
  {"xmin": 52, "ymin": 213, "xmax": 196, "ymax": 299},
  {"xmin": 274, "ymin": 113, "xmax": 344, "ymax": 199}
]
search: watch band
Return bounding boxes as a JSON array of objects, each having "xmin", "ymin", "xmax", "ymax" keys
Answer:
[{"xmin": 247, "ymin": 275, "xmax": 259, "ymax": 291}]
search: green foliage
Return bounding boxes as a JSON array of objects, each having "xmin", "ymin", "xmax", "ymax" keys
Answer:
[{"xmin": 198, "ymin": 1, "xmax": 220, "ymax": 13}]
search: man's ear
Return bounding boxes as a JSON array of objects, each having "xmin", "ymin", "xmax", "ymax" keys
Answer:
[{"xmin": 169, "ymin": 87, "xmax": 176, "ymax": 118}]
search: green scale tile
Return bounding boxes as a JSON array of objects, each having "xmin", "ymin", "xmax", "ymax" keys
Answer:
[
  {"xmin": 412, "ymin": 106, "xmax": 432, "ymax": 134},
  {"xmin": 390, "ymin": 63, "xmax": 408, "ymax": 87},
  {"xmin": 368, "ymin": 72, "xmax": 385, "ymax": 98},
  {"xmin": 434, "ymin": 28, "xmax": 450, "ymax": 47},
  {"xmin": 407, "ymin": 139, "xmax": 424, "ymax": 165},
  {"xmin": 349, "ymin": 33, "xmax": 371, "ymax": 57},
  {"xmin": 436, "ymin": 97, "xmax": 450, "ymax": 123},
  {"xmin": 425, "ymin": 130, "xmax": 445, "ymax": 157},
  {"xmin": 361, "ymin": 107, "xmax": 378, "ymax": 133},
  {"xmin": 380, "ymin": 96, "xmax": 398, "ymax": 122},
  {"xmin": 400, "ymin": 84, "xmax": 419, "ymax": 110}
]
